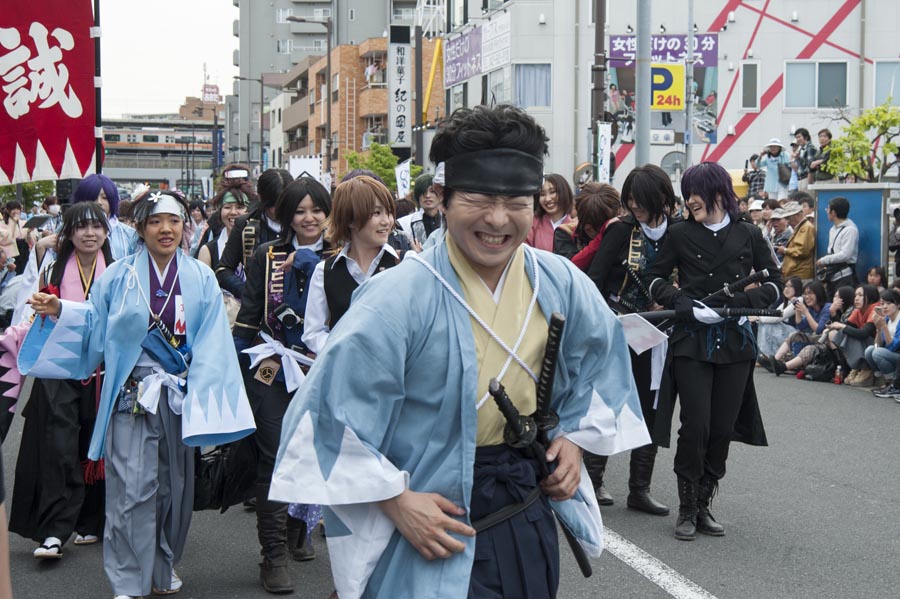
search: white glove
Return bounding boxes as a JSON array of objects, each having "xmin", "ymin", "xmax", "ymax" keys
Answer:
[{"xmin": 692, "ymin": 300, "xmax": 725, "ymax": 324}]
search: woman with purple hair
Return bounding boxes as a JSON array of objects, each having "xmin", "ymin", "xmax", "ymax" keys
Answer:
[
  {"xmin": 644, "ymin": 161, "xmax": 782, "ymax": 541},
  {"xmin": 73, "ymin": 174, "xmax": 138, "ymax": 260}
]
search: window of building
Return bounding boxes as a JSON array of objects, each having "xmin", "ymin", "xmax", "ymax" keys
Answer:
[
  {"xmin": 348, "ymin": 8, "xmax": 355, "ymax": 21},
  {"xmin": 451, "ymin": 83, "xmax": 467, "ymax": 112},
  {"xmin": 740, "ymin": 61, "xmax": 760, "ymax": 111},
  {"xmin": 313, "ymin": 39, "xmax": 326, "ymax": 53},
  {"xmin": 313, "ymin": 8, "xmax": 332, "ymax": 20},
  {"xmin": 785, "ymin": 61, "xmax": 848, "ymax": 108},
  {"xmin": 875, "ymin": 61, "xmax": 900, "ymax": 107},
  {"xmin": 514, "ymin": 64, "xmax": 551, "ymax": 108},
  {"xmin": 104, "ymin": 133, "xmax": 121, "ymax": 142},
  {"xmin": 450, "ymin": 0, "xmax": 466, "ymax": 30},
  {"xmin": 483, "ymin": 0, "xmax": 506, "ymax": 11},
  {"xmin": 276, "ymin": 39, "xmax": 293, "ymax": 55},
  {"xmin": 393, "ymin": 7, "xmax": 415, "ymax": 21},
  {"xmin": 333, "ymin": 73, "xmax": 340, "ymax": 102},
  {"xmin": 483, "ymin": 67, "xmax": 512, "ymax": 106},
  {"xmin": 277, "ymin": 108, "xmax": 282, "ymax": 124},
  {"xmin": 276, "ymin": 8, "xmax": 293, "ymax": 23}
]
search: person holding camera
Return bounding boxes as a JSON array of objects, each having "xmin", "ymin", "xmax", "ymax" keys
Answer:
[
  {"xmin": 232, "ymin": 176, "xmax": 333, "ymax": 593},
  {"xmin": 758, "ymin": 139, "xmax": 791, "ymax": 201}
]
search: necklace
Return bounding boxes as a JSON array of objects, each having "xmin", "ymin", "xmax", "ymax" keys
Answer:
[{"xmin": 75, "ymin": 253, "xmax": 98, "ymax": 300}]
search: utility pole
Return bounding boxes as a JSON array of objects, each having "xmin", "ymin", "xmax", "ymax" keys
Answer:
[
  {"xmin": 684, "ymin": 0, "xmax": 695, "ymax": 168},
  {"xmin": 591, "ymin": 0, "xmax": 608, "ymax": 171},
  {"xmin": 635, "ymin": 0, "xmax": 651, "ymax": 166}
]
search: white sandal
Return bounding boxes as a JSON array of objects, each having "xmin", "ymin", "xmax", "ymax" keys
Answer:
[
  {"xmin": 74, "ymin": 533, "xmax": 99, "ymax": 545},
  {"xmin": 151, "ymin": 570, "xmax": 182, "ymax": 595},
  {"xmin": 33, "ymin": 537, "xmax": 63, "ymax": 559}
]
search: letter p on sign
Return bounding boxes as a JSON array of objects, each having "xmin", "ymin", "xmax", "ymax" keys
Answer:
[{"xmin": 650, "ymin": 63, "xmax": 685, "ymax": 111}]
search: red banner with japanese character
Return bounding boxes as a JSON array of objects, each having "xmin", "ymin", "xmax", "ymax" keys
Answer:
[{"xmin": 0, "ymin": 1, "xmax": 96, "ymax": 184}]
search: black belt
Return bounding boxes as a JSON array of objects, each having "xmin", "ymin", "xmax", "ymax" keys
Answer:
[{"xmin": 472, "ymin": 486, "xmax": 542, "ymax": 533}]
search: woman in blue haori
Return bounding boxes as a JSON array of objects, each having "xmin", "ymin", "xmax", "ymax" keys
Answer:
[{"xmin": 22, "ymin": 190, "xmax": 255, "ymax": 599}]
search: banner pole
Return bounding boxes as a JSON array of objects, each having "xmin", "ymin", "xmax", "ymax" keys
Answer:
[{"xmin": 94, "ymin": 0, "xmax": 102, "ymax": 174}]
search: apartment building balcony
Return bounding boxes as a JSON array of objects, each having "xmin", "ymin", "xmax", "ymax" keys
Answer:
[{"xmin": 283, "ymin": 98, "xmax": 310, "ymax": 131}]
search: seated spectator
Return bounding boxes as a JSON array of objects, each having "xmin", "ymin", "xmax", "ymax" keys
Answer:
[
  {"xmin": 748, "ymin": 199, "xmax": 764, "ymax": 228},
  {"xmin": 762, "ymin": 285, "xmax": 851, "ymax": 377},
  {"xmin": 866, "ymin": 266, "xmax": 887, "ymax": 292},
  {"xmin": 863, "ymin": 289, "xmax": 900, "ymax": 388},
  {"xmin": 761, "ymin": 199, "xmax": 780, "ymax": 243},
  {"xmin": 756, "ymin": 276, "xmax": 802, "ymax": 357},
  {"xmin": 552, "ymin": 182, "xmax": 621, "ymax": 267},
  {"xmin": 761, "ymin": 281, "xmax": 831, "ymax": 372},
  {"xmin": 828, "ymin": 284, "xmax": 880, "ymax": 386}
]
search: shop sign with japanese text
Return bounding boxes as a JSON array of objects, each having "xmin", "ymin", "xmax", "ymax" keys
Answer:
[{"xmin": 388, "ymin": 26, "xmax": 411, "ymax": 149}]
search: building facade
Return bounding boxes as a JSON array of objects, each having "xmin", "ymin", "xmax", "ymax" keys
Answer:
[
  {"xmin": 444, "ymin": 0, "xmax": 900, "ymax": 186},
  {"xmin": 231, "ymin": 0, "xmax": 431, "ymax": 174}
]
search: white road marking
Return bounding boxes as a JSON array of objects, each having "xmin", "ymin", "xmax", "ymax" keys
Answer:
[{"xmin": 603, "ymin": 528, "xmax": 720, "ymax": 599}]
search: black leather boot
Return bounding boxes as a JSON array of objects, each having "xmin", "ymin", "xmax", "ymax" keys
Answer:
[
  {"xmin": 696, "ymin": 476, "xmax": 725, "ymax": 536},
  {"xmin": 256, "ymin": 483, "xmax": 294, "ymax": 594},
  {"xmin": 584, "ymin": 452, "xmax": 614, "ymax": 505},
  {"xmin": 286, "ymin": 516, "xmax": 316, "ymax": 562},
  {"xmin": 674, "ymin": 477, "xmax": 698, "ymax": 541},
  {"xmin": 626, "ymin": 445, "xmax": 669, "ymax": 516}
]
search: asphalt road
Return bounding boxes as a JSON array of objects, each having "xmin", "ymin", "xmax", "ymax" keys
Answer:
[{"xmin": 4, "ymin": 371, "xmax": 899, "ymax": 598}]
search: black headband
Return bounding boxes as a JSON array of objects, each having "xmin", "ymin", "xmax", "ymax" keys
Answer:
[{"xmin": 442, "ymin": 149, "xmax": 543, "ymax": 196}]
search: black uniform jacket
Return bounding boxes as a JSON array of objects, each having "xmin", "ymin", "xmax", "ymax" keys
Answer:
[
  {"xmin": 215, "ymin": 210, "xmax": 280, "ymax": 299},
  {"xmin": 644, "ymin": 216, "xmax": 782, "ymax": 448}
]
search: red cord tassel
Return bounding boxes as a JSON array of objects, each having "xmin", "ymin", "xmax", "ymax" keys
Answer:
[{"xmin": 82, "ymin": 458, "xmax": 105, "ymax": 484}]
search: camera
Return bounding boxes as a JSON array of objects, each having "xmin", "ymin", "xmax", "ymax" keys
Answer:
[{"xmin": 273, "ymin": 304, "xmax": 302, "ymax": 329}]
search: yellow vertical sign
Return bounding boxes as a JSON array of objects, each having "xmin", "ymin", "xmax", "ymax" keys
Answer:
[{"xmin": 650, "ymin": 63, "xmax": 686, "ymax": 111}]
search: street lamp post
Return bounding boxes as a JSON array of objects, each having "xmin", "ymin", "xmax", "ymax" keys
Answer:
[
  {"xmin": 286, "ymin": 15, "xmax": 333, "ymax": 174},
  {"xmin": 234, "ymin": 75, "xmax": 266, "ymax": 173}
]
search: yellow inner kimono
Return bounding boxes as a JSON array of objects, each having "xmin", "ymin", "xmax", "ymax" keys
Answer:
[{"xmin": 446, "ymin": 237, "xmax": 548, "ymax": 447}]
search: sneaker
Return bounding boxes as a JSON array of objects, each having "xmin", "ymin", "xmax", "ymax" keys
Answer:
[
  {"xmin": 872, "ymin": 385, "xmax": 900, "ymax": 398},
  {"xmin": 844, "ymin": 369, "xmax": 860, "ymax": 385},
  {"xmin": 848, "ymin": 369, "xmax": 874, "ymax": 387}
]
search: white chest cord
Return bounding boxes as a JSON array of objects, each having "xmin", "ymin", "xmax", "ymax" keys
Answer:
[{"xmin": 410, "ymin": 247, "xmax": 540, "ymax": 409}]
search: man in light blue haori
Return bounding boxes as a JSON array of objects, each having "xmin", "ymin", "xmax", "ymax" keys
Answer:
[{"xmin": 271, "ymin": 105, "xmax": 649, "ymax": 599}]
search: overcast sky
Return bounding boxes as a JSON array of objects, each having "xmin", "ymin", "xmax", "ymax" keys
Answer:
[{"xmin": 100, "ymin": 0, "xmax": 237, "ymax": 117}]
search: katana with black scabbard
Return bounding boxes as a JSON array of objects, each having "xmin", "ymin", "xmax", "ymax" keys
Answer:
[
  {"xmin": 634, "ymin": 307, "xmax": 783, "ymax": 322},
  {"xmin": 652, "ymin": 268, "xmax": 773, "ymax": 330},
  {"xmin": 486, "ymin": 378, "xmax": 594, "ymax": 578}
]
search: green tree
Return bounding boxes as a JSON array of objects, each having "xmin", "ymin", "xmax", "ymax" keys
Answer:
[
  {"xmin": 826, "ymin": 100, "xmax": 900, "ymax": 182},
  {"xmin": 344, "ymin": 142, "xmax": 423, "ymax": 192},
  {"xmin": 0, "ymin": 180, "xmax": 56, "ymax": 206}
]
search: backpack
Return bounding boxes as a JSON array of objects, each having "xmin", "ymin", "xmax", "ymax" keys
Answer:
[{"xmin": 803, "ymin": 344, "xmax": 838, "ymax": 382}]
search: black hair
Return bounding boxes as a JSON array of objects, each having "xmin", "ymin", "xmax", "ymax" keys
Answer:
[
  {"xmin": 867, "ymin": 266, "xmax": 887, "ymax": 288},
  {"xmin": 784, "ymin": 276, "xmax": 804, "ymax": 305},
  {"xmin": 429, "ymin": 105, "xmax": 548, "ymax": 207},
  {"xmin": 859, "ymin": 284, "xmax": 880, "ymax": 307},
  {"xmin": 1, "ymin": 201, "xmax": 21, "ymax": 224},
  {"xmin": 818, "ymin": 128, "xmax": 833, "ymax": 140},
  {"xmin": 834, "ymin": 285, "xmax": 855, "ymax": 317},
  {"xmin": 274, "ymin": 177, "xmax": 332, "ymax": 244},
  {"xmin": 538, "ymin": 174, "xmax": 574, "ymax": 218},
  {"xmin": 788, "ymin": 190, "xmax": 814, "ymax": 205},
  {"xmin": 749, "ymin": 153, "xmax": 760, "ymax": 162},
  {"xmin": 620, "ymin": 164, "xmax": 676, "ymax": 224},
  {"xmin": 189, "ymin": 200, "xmax": 207, "ymax": 220},
  {"xmin": 795, "ymin": 128, "xmax": 811, "ymax": 142},
  {"xmin": 50, "ymin": 202, "xmax": 114, "ymax": 287},
  {"xmin": 803, "ymin": 281, "xmax": 828, "ymax": 308},
  {"xmin": 828, "ymin": 196, "xmax": 850, "ymax": 219},
  {"xmin": 131, "ymin": 190, "xmax": 191, "ymax": 238},
  {"xmin": 680, "ymin": 162, "xmax": 740, "ymax": 220},
  {"xmin": 413, "ymin": 173, "xmax": 434, "ymax": 205},
  {"xmin": 880, "ymin": 288, "xmax": 900, "ymax": 305},
  {"xmin": 257, "ymin": 169, "xmax": 294, "ymax": 209}
]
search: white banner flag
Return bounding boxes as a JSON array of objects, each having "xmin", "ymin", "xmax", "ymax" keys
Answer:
[{"xmin": 395, "ymin": 159, "xmax": 412, "ymax": 199}]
